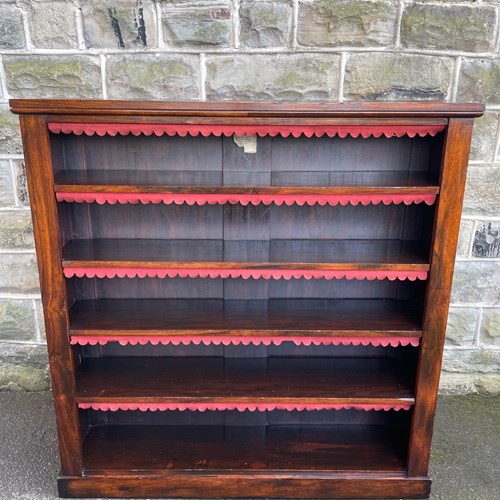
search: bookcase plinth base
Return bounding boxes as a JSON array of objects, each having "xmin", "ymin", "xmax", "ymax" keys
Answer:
[{"xmin": 58, "ymin": 473, "xmax": 431, "ymax": 499}]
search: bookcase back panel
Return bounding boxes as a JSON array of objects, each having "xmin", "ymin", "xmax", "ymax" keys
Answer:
[
  {"xmin": 50, "ymin": 133, "xmax": 444, "ymax": 187},
  {"xmin": 85, "ymin": 407, "xmax": 412, "ymax": 428},
  {"xmin": 68, "ymin": 276, "xmax": 425, "ymax": 301},
  {"xmin": 77, "ymin": 342, "xmax": 418, "ymax": 364},
  {"xmin": 53, "ymin": 134, "xmax": 223, "ymax": 175},
  {"xmin": 59, "ymin": 202, "xmax": 435, "ymax": 244}
]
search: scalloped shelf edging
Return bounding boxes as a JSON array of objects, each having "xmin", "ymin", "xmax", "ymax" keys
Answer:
[
  {"xmin": 62, "ymin": 267, "xmax": 429, "ymax": 281},
  {"xmin": 48, "ymin": 122, "xmax": 446, "ymax": 139},
  {"xmin": 69, "ymin": 335, "xmax": 421, "ymax": 347},
  {"xmin": 55, "ymin": 192, "xmax": 437, "ymax": 207},
  {"xmin": 77, "ymin": 402, "xmax": 413, "ymax": 412}
]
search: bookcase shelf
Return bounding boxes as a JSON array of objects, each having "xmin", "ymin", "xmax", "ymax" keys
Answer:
[
  {"xmin": 67, "ymin": 298, "xmax": 422, "ymax": 348},
  {"xmin": 54, "ymin": 169, "xmax": 439, "ymax": 206},
  {"xmin": 82, "ymin": 423, "xmax": 409, "ymax": 475},
  {"xmin": 12, "ymin": 99, "xmax": 483, "ymax": 499},
  {"xmin": 75, "ymin": 357, "xmax": 414, "ymax": 412},
  {"xmin": 61, "ymin": 238, "xmax": 430, "ymax": 281}
]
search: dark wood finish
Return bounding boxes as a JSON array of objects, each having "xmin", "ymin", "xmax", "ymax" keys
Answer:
[
  {"xmin": 80, "ymin": 424, "xmax": 408, "ymax": 473},
  {"xmin": 408, "ymin": 119, "xmax": 475, "ymax": 476},
  {"xmin": 69, "ymin": 299, "xmax": 422, "ymax": 337},
  {"xmin": 62, "ymin": 238, "xmax": 430, "ymax": 270},
  {"xmin": 11, "ymin": 100, "xmax": 483, "ymax": 499},
  {"xmin": 10, "ymin": 98, "xmax": 483, "ymax": 117},
  {"xmin": 59, "ymin": 476, "xmax": 431, "ymax": 499},
  {"xmin": 18, "ymin": 115, "xmax": 83, "ymax": 475},
  {"xmin": 76, "ymin": 357, "xmax": 414, "ymax": 405}
]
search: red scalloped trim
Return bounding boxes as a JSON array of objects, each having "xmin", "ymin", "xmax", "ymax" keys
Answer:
[
  {"xmin": 56, "ymin": 192, "xmax": 437, "ymax": 207},
  {"xmin": 77, "ymin": 402, "xmax": 413, "ymax": 412},
  {"xmin": 70, "ymin": 335, "xmax": 421, "ymax": 347},
  {"xmin": 63, "ymin": 267, "xmax": 428, "ymax": 281},
  {"xmin": 48, "ymin": 122, "xmax": 446, "ymax": 139}
]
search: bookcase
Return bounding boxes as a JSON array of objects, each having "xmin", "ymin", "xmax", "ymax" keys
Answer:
[{"xmin": 10, "ymin": 100, "xmax": 483, "ymax": 499}]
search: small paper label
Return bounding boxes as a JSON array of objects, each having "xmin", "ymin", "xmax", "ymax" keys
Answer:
[{"xmin": 233, "ymin": 134, "xmax": 257, "ymax": 154}]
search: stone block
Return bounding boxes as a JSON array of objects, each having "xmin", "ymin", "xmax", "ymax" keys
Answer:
[
  {"xmin": 297, "ymin": 0, "xmax": 397, "ymax": 47},
  {"xmin": 0, "ymin": 160, "xmax": 15, "ymax": 208},
  {"xmin": 26, "ymin": 1, "xmax": 78, "ymax": 49},
  {"xmin": 0, "ymin": 254, "xmax": 40, "ymax": 295},
  {"xmin": 35, "ymin": 299, "xmax": 45, "ymax": 339},
  {"xmin": 442, "ymin": 348, "xmax": 500, "ymax": 374},
  {"xmin": 475, "ymin": 374, "xmax": 500, "ymax": 394},
  {"xmin": 82, "ymin": 0, "xmax": 156, "ymax": 49},
  {"xmin": 469, "ymin": 111, "xmax": 498, "ymax": 162},
  {"xmin": 0, "ymin": 211, "xmax": 34, "ymax": 249},
  {"xmin": 13, "ymin": 161, "xmax": 29, "ymax": 206},
  {"xmin": 472, "ymin": 221, "xmax": 500, "ymax": 259},
  {"xmin": 161, "ymin": 2, "xmax": 232, "ymax": 48},
  {"xmin": 0, "ymin": 342, "xmax": 49, "ymax": 391},
  {"xmin": 451, "ymin": 261, "xmax": 500, "ymax": 305},
  {"xmin": 106, "ymin": 54, "xmax": 200, "ymax": 99},
  {"xmin": 438, "ymin": 372, "xmax": 500, "ymax": 395},
  {"xmin": 456, "ymin": 219, "xmax": 474, "ymax": 258},
  {"xmin": 206, "ymin": 54, "xmax": 340, "ymax": 100},
  {"xmin": 401, "ymin": 3, "xmax": 496, "ymax": 53},
  {"xmin": 0, "ymin": 4, "xmax": 26, "ymax": 50},
  {"xmin": 457, "ymin": 59, "xmax": 500, "ymax": 107},
  {"xmin": 0, "ymin": 108, "xmax": 22, "ymax": 155},
  {"xmin": 479, "ymin": 309, "xmax": 500, "ymax": 346},
  {"xmin": 445, "ymin": 308, "xmax": 478, "ymax": 346},
  {"xmin": 4, "ymin": 56, "xmax": 102, "ymax": 99},
  {"xmin": 0, "ymin": 299, "xmax": 36, "ymax": 341},
  {"xmin": 438, "ymin": 372, "xmax": 477, "ymax": 395},
  {"xmin": 344, "ymin": 53, "xmax": 453, "ymax": 101},
  {"xmin": 240, "ymin": 1, "xmax": 292, "ymax": 48},
  {"xmin": 463, "ymin": 166, "xmax": 500, "ymax": 217}
]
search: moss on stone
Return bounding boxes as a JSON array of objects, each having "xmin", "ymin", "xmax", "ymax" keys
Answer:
[{"xmin": 401, "ymin": 3, "xmax": 495, "ymax": 52}]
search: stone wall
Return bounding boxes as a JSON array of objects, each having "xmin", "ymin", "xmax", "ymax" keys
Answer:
[{"xmin": 0, "ymin": 0, "xmax": 498, "ymax": 393}]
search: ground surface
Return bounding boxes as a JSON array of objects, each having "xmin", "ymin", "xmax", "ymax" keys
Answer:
[{"xmin": 0, "ymin": 392, "xmax": 498, "ymax": 500}]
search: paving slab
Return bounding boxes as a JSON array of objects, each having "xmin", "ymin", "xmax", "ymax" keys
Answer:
[{"xmin": 0, "ymin": 392, "xmax": 498, "ymax": 500}]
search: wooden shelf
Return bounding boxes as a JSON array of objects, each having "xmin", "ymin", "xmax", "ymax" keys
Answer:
[
  {"xmin": 62, "ymin": 239, "xmax": 429, "ymax": 281},
  {"xmin": 68, "ymin": 299, "xmax": 422, "ymax": 347},
  {"xmin": 54, "ymin": 169, "xmax": 439, "ymax": 192},
  {"xmin": 76, "ymin": 357, "xmax": 414, "ymax": 411},
  {"xmin": 54, "ymin": 170, "xmax": 438, "ymax": 206},
  {"xmin": 82, "ymin": 423, "xmax": 408, "ymax": 474}
]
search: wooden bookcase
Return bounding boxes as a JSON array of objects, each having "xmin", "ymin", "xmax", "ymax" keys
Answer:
[{"xmin": 10, "ymin": 100, "xmax": 483, "ymax": 499}]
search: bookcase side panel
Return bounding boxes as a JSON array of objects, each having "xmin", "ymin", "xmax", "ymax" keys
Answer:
[
  {"xmin": 19, "ymin": 115, "xmax": 83, "ymax": 476},
  {"xmin": 408, "ymin": 118, "xmax": 474, "ymax": 477}
]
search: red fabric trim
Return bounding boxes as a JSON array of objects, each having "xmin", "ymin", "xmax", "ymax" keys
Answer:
[
  {"xmin": 48, "ymin": 122, "xmax": 446, "ymax": 139},
  {"xmin": 78, "ymin": 402, "xmax": 413, "ymax": 412},
  {"xmin": 56, "ymin": 192, "xmax": 437, "ymax": 207},
  {"xmin": 63, "ymin": 267, "xmax": 428, "ymax": 281},
  {"xmin": 70, "ymin": 335, "xmax": 420, "ymax": 348}
]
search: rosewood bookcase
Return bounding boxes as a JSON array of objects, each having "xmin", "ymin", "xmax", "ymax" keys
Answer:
[{"xmin": 10, "ymin": 100, "xmax": 483, "ymax": 499}]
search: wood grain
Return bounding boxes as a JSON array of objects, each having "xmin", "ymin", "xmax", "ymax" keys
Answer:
[
  {"xmin": 58, "ymin": 476, "xmax": 431, "ymax": 499},
  {"xmin": 10, "ymin": 98, "xmax": 483, "ymax": 118},
  {"xmin": 407, "ymin": 119, "xmax": 475, "ymax": 476},
  {"xmin": 81, "ymin": 424, "xmax": 408, "ymax": 473},
  {"xmin": 75, "ymin": 357, "xmax": 415, "ymax": 405},
  {"xmin": 68, "ymin": 298, "xmax": 422, "ymax": 337},
  {"xmin": 19, "ymin": 115, "xmax": 83, "ymax": 475}
]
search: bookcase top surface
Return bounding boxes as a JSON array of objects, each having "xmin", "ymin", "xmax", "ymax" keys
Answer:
[{"xmin": 9, "ymin": 99, "xmax": 484, "ymax": 118}]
